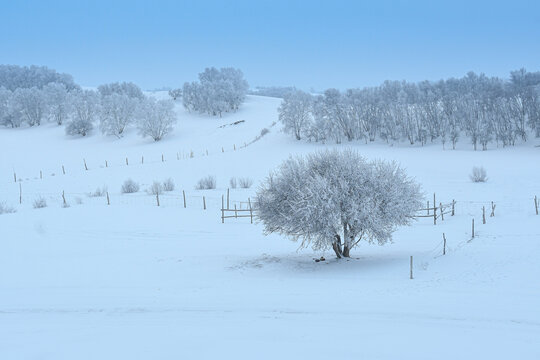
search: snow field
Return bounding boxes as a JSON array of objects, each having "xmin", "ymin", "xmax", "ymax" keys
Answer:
[{"xmin": 0, "ymin": 95, "xmax": 539, "ymax": 359}]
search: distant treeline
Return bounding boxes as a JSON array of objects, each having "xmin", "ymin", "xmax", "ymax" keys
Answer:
[
  {"xmin": 0, "ymin": 65, "xmax": 176, "ymax": 141},
  {"xmin": 279, "ymin": 69, "xmax": 540, "ymax": 150}
]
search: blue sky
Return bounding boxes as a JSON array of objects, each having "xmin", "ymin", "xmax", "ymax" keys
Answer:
[{"xmin": 1, "ymin": 0, "xmax": 539, "ymax": 90}]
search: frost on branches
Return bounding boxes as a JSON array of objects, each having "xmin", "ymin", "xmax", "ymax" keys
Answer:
[{"xmin": 256, "ymin": 150, "xmax": 423, "ymax": 258}]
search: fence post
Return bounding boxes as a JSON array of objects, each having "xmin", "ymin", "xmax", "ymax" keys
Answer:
[
  {"xmin": 156, "ymin": 193, "xmax": 160, "ymax": 207},
  {"xmin": 126, "ymin": 157, "xmax": 128, "ymax": 166},
  {"xmin": 40, "ymin": 170, "xmax": 42, "ymax": 180},
  {"xmin": 491, "ymin": 201, "xmax": 496, "ymax": 217},
  {"xmin": 141, "ymin": 156, "xmax": 144, "ymax": 164},
  {"xmin": 106, "ymin": 192, "xmax": 110, "ymax": 205},
  {"xmin": 162, "ymin": 154, "xmax": 164, "ymax": 162},
  {"xmin": 433, "ymin": 193, "xmax": 436, "ymax": 225},
  {"xmin": 410, "ymin": 256, "xmax": 413, "ymax": 279},
  {"xmin": 535, "ymin": 196, "xmax": 538, "ymax": 215},
  {"xmin": 427, "ymin": 201, "xmax": 429, "ymax": 215},
  {"xmin": 440, "ymin": 202, "xmax": 444, "ymax": 221},
  {"xmin": 452, "ymin": 199, "xmax": 455, "ymax": 216},
  {"xmin": 234, "ymin": 204, "xmax": 238, "ymax": 218},
  {"xmin": 62, "ymin": 165, "xmax": 65, "ymax": 175},
  {"xmin": 222, "ymin": 147, "xmax": 224, "ymax": 153},
  {"xmin": 105, "ymin": 160, "xmax": 108, "ymax": 168},
  {"xmin": 227, "ymin": 188, "xmax": 230, "ymax": 209},
  {"xmin": 221, "ymin": 195, "xmax": 225, "ymax": 224},
  {"xmin": 19, "ymin": 183, "xmax": 22, "ymax": 204},
  {"xmin": 203, "ymin": 196, "xmax": 206, "ymax": 210},
  {"xmin": 183, "ymin": 190, "xmax": 186, "ymax": 208},
  {"xmin": 443, "ymin": 233, "xmax": 446, "ymax": 255},
  {"xmin": 472, "ymin": 218, "xmax": 475, "ymax": 238},
  {"xmin": 13, "ymin": 172, "xmax": 16, "ymax": 183},
  {"xmin": 482, "ymin": 206, "xmax": 486, "ymax": 224},
  {"xmin": 62, "ymin": 191, "xmax": 67, "ymax": 206},
  {"xmin": 248, "ymin": 198, "xmax": 253, "ymax": 224},
  {"xmin": 84, "ymin": 159, "xmax": 88, "ymax": 171}
]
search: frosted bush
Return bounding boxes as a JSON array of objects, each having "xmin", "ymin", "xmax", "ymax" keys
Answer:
[
  {"xmin": 121, "ymin": 179, "xmax": 140, "ymax": 193},
  {"xmin": 148, "ymin": 181, "xmax": 163, "ymax": 195},
  {"xmin": 196, "ymin": 176, "xmax": 216, "ymax": 190},
  {"xmin": 88, "ymin": 186, "xmax": 108, "ymax": 197},
  {"xmin": 470, "ymin": 166, "xmax": 488, "ymax": 183},
  {"xmin": 229, "ymin": 177, "xmax": 237, "ymax": 189},
  {"xmin": 33, "ymin": 197, "xmax": 47, "ymax": 209},
  {"xmin": 162, "ymin": 178, "xmax": 175, "ymax": 192},
  {"xmin": 0, "ymin": 202, "xmax": 16, "ymax": 214},
  {"xmin": 238, "ymin": 177, "xmax": 253, "ymax": 189}
]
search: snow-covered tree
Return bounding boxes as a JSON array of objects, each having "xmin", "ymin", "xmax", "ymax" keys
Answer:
[
  {"xmin": 168, "ymin": 88, "xmax": 182, "ymax": 100},
  {"xmin": 137, "ymin": 97, "xmax": 176, "ymax": 141},
  {"xmin": 0, "ymin": 65, "xmax": 78, "ymax": 91},
  {"xmin": 0, "ymin": 87, "xmax": 15, "ymax": 127},
  {"xmin": 257, "ymin": 150, "xmax": 423, "ymax": 258},
  {"xmin": 97, "ymin": 82, "xmax": 144, "ymax": 100},
  {"xmin": 43, "ymin": 82, "xmax": 71, "ymax": 125},
  {"xmin": 66, "ymin": 89, "xmax": 100, "ymax": 136},
  {"xmin": 11, "ymin": 87, "xmax": 47, "ymax": 126},
  {"xmin": 99, "ymin": 93, "xmax": 138, "ymax": 137},
  {"xmin": 278, "ymin": 90, "xmax": 313, "ymax": 140},
  {"xmin": 182, "ymin": 67, "xmax": 248, "ymax": 116}
]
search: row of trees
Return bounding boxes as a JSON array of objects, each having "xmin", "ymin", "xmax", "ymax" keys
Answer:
[
  {"xmin": 279, "ymin": 69, "xmax": 540, "ymax": 150},
  {"xmin": 0, "ymin": 81, "xmax": 176, "ymax": 141},
  {"xmin": 180, "ymin": 67, "xmax": 249, "ymax": 117},
  {"xmin": 0, "ymin": 65, "xmax": 78, "ymax": 91}
]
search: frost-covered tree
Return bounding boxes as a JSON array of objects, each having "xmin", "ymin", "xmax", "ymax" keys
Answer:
[
  {"xmin": 99, "ymin": 93, "xmax": 138, "ymax": 137},
  {"xmin": 0, "ymin": 65, "xmax": 78, "ymax": 91},
  {"xmin": 137, "ymin": 97, "xmax": 176, "ymax": 141},
  {"xmin": 278, "ymin": 90, "xmax": 313, "ymax": 140},
  {"xmin": 11, "ymin": 87, "xmax": 47, "ymax": 126},
  {"xmin": 98, "ymin": 82, "xmax": 144, "ymax": 100},
  {"xmin": 43, "ymin": 82, "xmax": 71, "ymax": 125},
  {"xmin": 257, "ymin": 150, "xmax": 423, "ymax": 258},
  {"xmin": 182, "ymin": 67, "xmax": 248, "ymax": 116},
  {"xmin": 0, "ymin": 87, "xmax": 16, "ymax": 127},
  {"xmin": 168, "ymin": 88, "xmax": 182, "ymax": 100},
  {"xmin": 66, "ymin": 89, "xmax": 100, "ymax": 136}
]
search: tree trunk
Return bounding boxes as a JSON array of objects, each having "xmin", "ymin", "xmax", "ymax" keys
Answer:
[
  {"xmin": 342, "ymin": 223, "xmax": 351, "ymax": 258},
  {"xmin": 332, "ymin": 235, "xmax": 343, "ymax": 259}
]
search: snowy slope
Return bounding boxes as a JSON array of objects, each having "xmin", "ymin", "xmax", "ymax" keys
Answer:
[{"xmin": 0, "ymin": 95, "xmax": 539, "ymax": 359}]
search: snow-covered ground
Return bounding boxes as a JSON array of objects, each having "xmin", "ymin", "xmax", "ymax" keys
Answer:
[{"xmin": 1, "ymin": 95, "xmax": 539, "ymax": 359}]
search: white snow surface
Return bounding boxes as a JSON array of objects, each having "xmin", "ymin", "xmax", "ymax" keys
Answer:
[{"xmin": 1, "ymin": 94, "xmax": 539, "ymax": 359}]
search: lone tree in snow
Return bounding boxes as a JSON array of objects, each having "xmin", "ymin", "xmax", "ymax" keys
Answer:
[{"xmin": 256, "ymin": 150, "xmax": 423, "ymax": 258}]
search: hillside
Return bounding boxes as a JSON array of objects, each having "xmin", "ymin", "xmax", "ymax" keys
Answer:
[{"xmin": 0, "ymin": 95, "xmax": 539, "ymax": 359}]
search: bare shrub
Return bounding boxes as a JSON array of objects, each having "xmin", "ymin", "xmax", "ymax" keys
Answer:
[
  {"xmin": 33, "ymin": 197, "xmax": 47, "ymax": 209},
  {"xmin": 229, "ymin": 177, "xmax": 237, "ymax": 189},
  {"xmin": 88, "ymin": 185, "xmax": 108, "ymax": 197},
  {"xmin": 148, "ymin": 181, "xmax": 163, "ymax": 195},
  {"xmin": 121, "ymin": 179, "xmax": 140, "ymax": 194},
  {"xmin": 260, "ymin": 128, "xmax": 270, "ymax": 137},
  {"xmin": 0, "ymin": 202, "xmax": 16, "ymax": 214},
  {"xmin": 162, "ymin": 178, "xmax": 175, "ymax": 192},
  {"xmin": 238, "ymin": 177, "xmax": 253, "ymax": 189},
  {"xmin": 196, "ymin": 175, "xmax": 216, "ymax": 190},
  {"xmin": 470, "ymin": 166, "xmax": 488, "ymax": 183}
]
